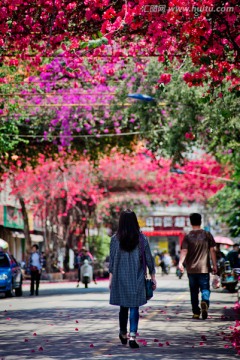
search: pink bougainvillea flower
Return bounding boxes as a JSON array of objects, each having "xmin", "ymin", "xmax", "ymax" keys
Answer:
[
  {"xmin": 75, "ymin": 328, "xmax": 79, "ymax": 331},
  {"xmin": 153, "ymin": 339, "xmax": 159, "ymax": 342},
  {"xmin": 199, "ymin": 342, "xmax": 204, "ymax": 346},
  {"xmin": 33, "ymin": 333, "xmax": 37, "ymax": 336},
  {"xmin": 158, "ymin": 343, "xmax": 164, "ymax": 347},
  {"xmin": 138, "ymin": 339, "xmax": 146, "ymax": 343},
  {"xmin": 75, "ymin": 320, "xmax": 79, "ymax": 323},
  {"xmin": 89, "ymin": 344, "xmax": 94, "ymax": 348},
  {"xmin": 24, "ymin": 339, "xmax": 29, "ymax": 342},
  {"xmin": 38, "ymin": 347, "xmax": 43, "ymax": 351},
  {"xmin": 166, "ymin": 341, "xmax": 170, "ymax": 346}
]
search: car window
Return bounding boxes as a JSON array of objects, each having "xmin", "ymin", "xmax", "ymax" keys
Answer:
[
  {"xmin": 0, "ymin": 254, "xmax": 10, "ymax": 268},
  {"xmin": 9, "ymin": 256, "xmax": 18, "ymax": 267}
]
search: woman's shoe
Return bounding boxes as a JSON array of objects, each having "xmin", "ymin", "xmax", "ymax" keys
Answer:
[
  {"xmin": 119, "ymin": 334, "xmax": 128, "ymax": 345},
  {"xmin": 129, "ymin": 339, "xmax": 139, "ymax": 348}
]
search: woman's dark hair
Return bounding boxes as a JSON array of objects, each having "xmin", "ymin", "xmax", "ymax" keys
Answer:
[{"xmin": 116, "ymin": 209, "xmax": 140, "ymax": 252}]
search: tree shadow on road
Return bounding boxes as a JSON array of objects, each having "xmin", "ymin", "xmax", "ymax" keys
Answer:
[{"xmin": 0, "ymin": 301, "xmax": 239, "ymax": 359}]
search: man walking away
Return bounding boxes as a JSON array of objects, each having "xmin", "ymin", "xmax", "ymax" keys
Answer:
[{"xmin": 179, "ymin": 213, "xmax": 217, "ymax": 320}]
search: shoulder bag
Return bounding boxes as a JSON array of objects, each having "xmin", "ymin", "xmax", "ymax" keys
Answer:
[{"xmin": 139, "ymin": 234, "xmax": 154, "ymax": 300}]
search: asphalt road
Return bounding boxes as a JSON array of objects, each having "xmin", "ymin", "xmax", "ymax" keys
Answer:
[{"xmin": 0, "ymin": 272, "xmax": 239, "ymax": 360}]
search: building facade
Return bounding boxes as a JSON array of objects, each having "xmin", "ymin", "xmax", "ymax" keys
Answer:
[
  {"xmin": 141, "ymin": 203, "xmax": 206, "ymax": 256},
  {"xmin": 0, "ymin": 181, "xmax": 44, "ymax": 261}
]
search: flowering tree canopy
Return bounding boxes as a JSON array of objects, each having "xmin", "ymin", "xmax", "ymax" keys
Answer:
[
  {"xmin": 0, "ymin": 56, "xmax": 239, "ymax": 175},
  {"xmin": 2, "ymin": 148, "xmax": 228, "ymax": 249},
  {"xmin": 0, "ymin": 0, "xmax": 239, "ymax": 90},
  {"xmin": 5, "ymin": 149, "xmax": 227, "ymax": 217}
]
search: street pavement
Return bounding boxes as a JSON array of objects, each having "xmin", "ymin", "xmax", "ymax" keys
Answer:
[{"xmin": 0, "ymin": 271, "xmax": 239, "ymax": 360}]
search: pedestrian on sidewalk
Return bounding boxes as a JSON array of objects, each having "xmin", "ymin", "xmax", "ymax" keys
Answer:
[
  {"xmin": 28, "ymin": 244, "xmax": 43, "ymax": 296},
  {"xmin": 226, "ymin": 243, "xmax": 240, "ymax": 269},
  {"xmin": 178, "ymin": 213, "xmax": 217, "ymax": 320},
  {"xmin": 76, "ymin": 247, "xmax": 93, "ymax": 287},
  {"xmin": 109, "ymin": 209, "xmax": 156, "ymax": 349}
]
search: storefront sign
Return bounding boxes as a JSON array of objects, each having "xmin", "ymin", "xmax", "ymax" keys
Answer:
[
  {"xmin": 3, "ymin": 206, "xmax": 24, "ymax": 229},
  {"xmin": 145, "ymin": 216, "xmax": 189, "ymax": 229},
  {"xmin": 33, "ymin": 214, "xmax": 43, "ymax": 231}
]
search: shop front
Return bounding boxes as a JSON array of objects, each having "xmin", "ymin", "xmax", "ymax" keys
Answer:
[
  {"xmin": 0, "ymin": 205, "xmax": 44, "ymax": 261},
  {"xmin": 0, "ymin": 205, "xmax": 25, "ymax": 261},
  {"xmin": 142, "ymin": 215, "xmax": 189, "ymax": 256}
]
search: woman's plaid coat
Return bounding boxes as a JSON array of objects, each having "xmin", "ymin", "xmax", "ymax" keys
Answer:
[{"xmin": 109, "ymin": 234, "xmax": 155, "ymax": 307}]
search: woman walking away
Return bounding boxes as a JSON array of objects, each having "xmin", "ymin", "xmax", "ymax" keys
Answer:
[{"xmin": 109, "ymin": 209, "xmax": 156, "ymax": 349}]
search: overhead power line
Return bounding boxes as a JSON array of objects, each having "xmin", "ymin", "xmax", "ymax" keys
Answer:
[{"xmin": 5, "ymin": 129, "xmax": 163, "ymax": 138}]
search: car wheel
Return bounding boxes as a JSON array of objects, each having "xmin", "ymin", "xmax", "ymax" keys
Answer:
[
  {"xmin": 15, "ymin": 283, "xmax": 23, "ymax": 297},
  {"xmin": 5, "ymin": 283, "xmax": 13, "ymax": 297}
]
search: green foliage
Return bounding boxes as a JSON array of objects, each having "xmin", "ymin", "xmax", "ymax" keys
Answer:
[
  {"xmin": 80, "ymin": 36, "xmax": 108, "ymax": 49},
  {"xmin": 0, "ymin": 58, "xmax": 239, "ymax": 174},
  {"xmin": 209, "ymin": 183, "xmax": 240, "ymax": 238},
  {"xmin": 88, "ymin": 231, "xmax": 110, "ymax": 260},
  {"xmin": 113, "ymin": 59, "xmax": 240, "ymax": 166}
]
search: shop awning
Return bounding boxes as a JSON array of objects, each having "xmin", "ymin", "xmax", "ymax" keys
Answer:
[
  {"xmin": 142, "ymin": 230, "xmax": 185, "ymax": 244},
  {"xmin": 11, "ymin": 231, "xmax": 25, "ymax": 238},
  {"xmin": 30, "ymin": 234, "xmax": 44, "ymax": 243},
  {"xmin": 142, "ymin": 230, "xmax": 184, "ymax": 236}
]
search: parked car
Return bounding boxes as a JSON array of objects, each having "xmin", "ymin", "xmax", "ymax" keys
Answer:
[{"xmin": 0, "ymin": 251, "xmax": 23, "ymax": 297}]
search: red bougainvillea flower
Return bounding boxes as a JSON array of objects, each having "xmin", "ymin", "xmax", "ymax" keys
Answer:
[{"xmin": 158, "ymin": 74, "xmax": 172, "ymax": 85}]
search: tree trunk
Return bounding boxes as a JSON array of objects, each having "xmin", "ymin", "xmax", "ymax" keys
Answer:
[{"xmin": 19, "ymin": 196, "xmax": 31, "ymax": 257}]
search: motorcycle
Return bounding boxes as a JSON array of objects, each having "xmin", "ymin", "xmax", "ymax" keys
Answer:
[
  {"xmin": 220, "ymin": 261, "xmax": 238, "ymax": 293},
  {"xmin": 80, "ymin": 259, "xmax": 93, "ymax": 288},
  {"xmin": 234, "ymin": 268, "xmax": 240, "ymax": 302}
]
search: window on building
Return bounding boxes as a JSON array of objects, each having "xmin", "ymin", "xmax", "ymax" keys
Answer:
[
  {"xmin": 163, "ymin": 217, "xmax": 173, "ymax": 227},
  {"xmin": 146, "ymin": 217, "xmax": 154, "ymax": 226},
  {"xmin": 154, "ymin": 217, "xmax": 162, "ymax": 226},
  {"xmin": 174, "ymin": 217, "xmax": 185, "ymax": 227}
]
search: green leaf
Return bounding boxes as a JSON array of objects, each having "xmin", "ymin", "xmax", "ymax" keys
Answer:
[
  {"xmin": 80, "ymin": 42, "xmax": 88, "ymax": 49},
  {"xmin": 101, "ymin": 37, "xmax": 108, "ymax": 45}
]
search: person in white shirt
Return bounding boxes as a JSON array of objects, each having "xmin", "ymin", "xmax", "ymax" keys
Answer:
[{"xmin": 29, "ymin": 244, "xmax": 42, "ymax": 296}]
